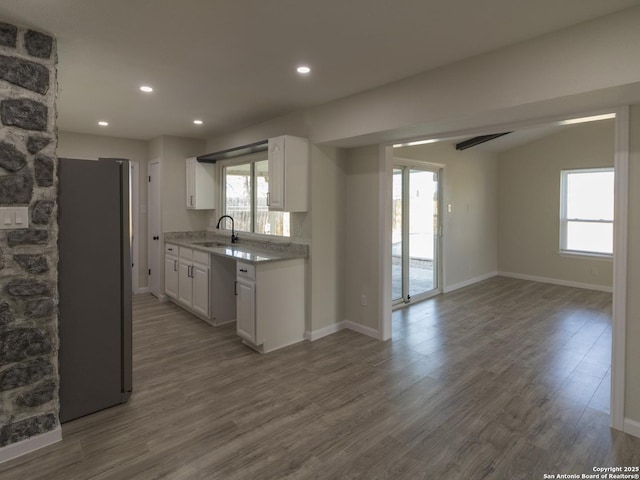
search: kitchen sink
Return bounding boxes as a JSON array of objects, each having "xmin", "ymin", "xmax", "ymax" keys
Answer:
[{"xmin": 192, "ymin": 241, "xmax": 229, "ymax": 248}]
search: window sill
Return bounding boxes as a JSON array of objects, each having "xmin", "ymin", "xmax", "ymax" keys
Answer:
[{"xmin": 558, "ymin": 250, "xmax": 613, "ymax": 261}]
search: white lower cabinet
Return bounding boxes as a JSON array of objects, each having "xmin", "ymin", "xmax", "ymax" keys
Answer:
[
  {"xmin": 191, "ymin": 263, "xmax": 209, "ymax": 317},
  {"xmin": 235, "ymin": 277, "xmax": 256, "ymax": 342},
  {"xmin": 178, "ymin": 259, "xmax": 193, "ymax": 305},
  {"xmin": 176, "ymin": 246, "xmax": 210, "ymax": 318},
  {"xmin": 235, "ymin": 259, "xmax": 305, "ymax": 353},
  {"xmin": 164, "ymin": 244, "xmax": 179, "ymax": 300},
  {"xmin": 165, "ymin": 243, "xmax": 237, "ymax": 326}
]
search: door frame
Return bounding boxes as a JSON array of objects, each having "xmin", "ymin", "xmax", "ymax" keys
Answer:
[
  {"xmin": 392, "ymin": 158, "xmax": 443, "ymax": 308},
  {"xmin": 129, "ymin": 160, "xmax": 140, "ymax": 294},
  {"xmin": 378, "ymin": 106, "xmax": 629, "ymax": 433},
  {"xmin": 147, "ymin": 160, "xmax": 162, "ymax": 298}
]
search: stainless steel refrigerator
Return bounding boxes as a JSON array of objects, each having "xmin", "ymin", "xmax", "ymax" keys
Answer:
[{"xmin": 58, "ymin": 157, "xmax": 132, "ymax": 423}]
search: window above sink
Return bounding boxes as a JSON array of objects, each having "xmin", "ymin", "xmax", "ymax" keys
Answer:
[{"xmin": 222, "ymin": 158, "xmax": 290, "ymax": 237}]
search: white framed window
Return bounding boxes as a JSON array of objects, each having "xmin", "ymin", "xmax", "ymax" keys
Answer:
[
  {"xmin": 560, "ymin": 167, "xmax": 614, "ymax": 256},
  {"xmin": 222, "ymin": 157, "xmax": 290, "ymax": 237}
]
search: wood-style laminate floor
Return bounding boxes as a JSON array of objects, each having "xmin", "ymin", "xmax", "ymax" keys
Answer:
[{"xmin": 2, "ymin": 277, "xmax": 639, "ymax": 479}]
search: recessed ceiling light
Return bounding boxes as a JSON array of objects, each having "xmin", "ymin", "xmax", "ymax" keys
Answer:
[
  {"xmin": 193, "ymin": 119, "xmax": 203, "ymax": 125},
  {"xmin": 296, "ymin": 65, "xmax": 311, "ymax": 74},
  {"xmin": 140, "ymin": 85, "xmax": 153, "ymax": 93},
  {"xmin": 98, "ymin": 121, "xmax": 109, "ymax": 126}
]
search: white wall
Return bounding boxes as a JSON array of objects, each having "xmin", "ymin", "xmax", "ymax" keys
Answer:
[
  {"xmin": 394, "ymin": 142, "xmax": 499, "ymax": 291},
  {"xmin": 157, "ymin": 136, "xmax": 208, "ymax": 233},
  {"xmin": 308, "ymin": 146, "xmax": 346, "ymax": 333},
  {"xmin": 344, "ymin": 146, "xmax": 382, "ymax": 330},
  {"xmin": 58, "ymin": 131, "xmax": 150, "ymax": 288},
  {"xmin": 497, "ymin": 120, "xmax": 615, "ymax": 289}
]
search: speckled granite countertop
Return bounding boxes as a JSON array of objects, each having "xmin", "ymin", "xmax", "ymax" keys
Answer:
[{"xmin": 164, "ymin": 231, "xmax": 308, "ymax": 264}]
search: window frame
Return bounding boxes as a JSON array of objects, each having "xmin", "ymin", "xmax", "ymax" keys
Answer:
[
  {"xmin": 220, "ymin": 154, "xmax": 290, "ymax": 237},
  {"xmin": 559, "ymin": 167, "xmax": 614, "ymax": 258}
]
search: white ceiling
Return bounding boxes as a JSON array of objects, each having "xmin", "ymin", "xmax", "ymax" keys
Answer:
[{"xmin": 0, "ymin": 0, "xmax": 638, "ymax": 141}]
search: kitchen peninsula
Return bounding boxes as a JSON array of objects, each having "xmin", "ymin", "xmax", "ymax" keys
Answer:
[{"xmin": 164, "ymin": 231, "xmax": 308, "ymax": 353}]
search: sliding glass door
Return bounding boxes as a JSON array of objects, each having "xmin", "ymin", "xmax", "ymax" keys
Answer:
[{"xmin": 392, "ymin": 164, "xmax": 441, "ymax": 306}]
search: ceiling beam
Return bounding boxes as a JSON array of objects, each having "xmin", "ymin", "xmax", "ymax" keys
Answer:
[{"xmin": 455, "ymin": 132, "xmax": 512, "ymax": 151}]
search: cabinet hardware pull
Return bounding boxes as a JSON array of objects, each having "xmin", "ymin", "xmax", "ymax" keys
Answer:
[
  {"xmin": 174, "ymin": 260, "xmax": 177, "ymax": 271},
  {"xmin": 266, "ymin": 192, "xmax": 270, "ymax": 206},
  {"xmin": 240, "ymin": 268, "xmax": 247, "ymax": 273},
  {"xmin": 168, "ymin": 248, "xmax": 173, "ymax": 251},
  {"xmin": 234, "ymin": 281, "xmax": 238, "ymax": 296},
  {"xmin": 188, "ymin": 265, "xmax": 192, "ymax": 278},
  {"xmin": 190, "ymin": 195, "xmax": 194, "ymax": 206}
]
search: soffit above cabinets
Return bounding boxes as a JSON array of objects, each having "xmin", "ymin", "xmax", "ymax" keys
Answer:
[{"xmin": 197, "ymin": 140, "xmax": 268, "ymax": 164}]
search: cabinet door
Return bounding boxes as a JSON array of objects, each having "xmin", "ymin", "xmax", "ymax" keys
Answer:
[
  {"xmin": 236, "ymin": 279, "xmax": 256, "ymax": 343},
  {"xmin": 192, "ymin": 264, "xmax": 209, "ymax": 317},
  {"xmin": 178, "ymin": 260, "xmax": 193, "ymax": 306},
  {"xmin": 186, "ymin": 158, "xmax": 195, "ymax": 209},
  {"xmin": 268, "ymin": 136, "xmax": 285, "ymax": 211},
  {"xmin": 164, "ymin": 255, "xmax": 179, "ymax": 299}
]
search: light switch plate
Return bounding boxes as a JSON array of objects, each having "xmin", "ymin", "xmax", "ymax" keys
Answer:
[{"xmin": 0, "ymin": 207, "xmax": 29, "ymax": 230}]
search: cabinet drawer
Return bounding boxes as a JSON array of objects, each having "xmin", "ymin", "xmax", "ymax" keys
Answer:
[
  {"xmin": 179, "ymin": 247, "xmax": 193, "ymax": 260},
  {"xmin": 165, "ymin": 243, "xmax": 179, "ymax": 256},
  {"xmin": 193, "ymin": 250, "xmax": 210, "ymax": 267},
  {"xmin": 236, "ymin": 262, "xmax": 255, "ymax": 281}
]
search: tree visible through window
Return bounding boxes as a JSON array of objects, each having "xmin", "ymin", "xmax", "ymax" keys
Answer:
[
  {"xmin": 223, "ymin": 158, "xmax": 290, "ymax": 237},
  {"xmin": 560, "ymin": 168, "xmax": 614, "ymax": 256}
]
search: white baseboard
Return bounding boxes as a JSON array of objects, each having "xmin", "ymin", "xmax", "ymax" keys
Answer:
[
  {"xmin": 212, "ymin": 318, "xmax": 236, "ymax": 327},
  {"xmin": 0, "ymin": 426, "xmax": 61, "ymax": 465},
  {"xmin": 443, "ymin": 271, "xmax": 498, "ymax": 293},
  {"xmin": 344, "ymin": 320, "xmax": 381, "ymax": 340},
  {"xmin": 305, "ymin": 322, "xmax": 346, "ymax": 341},
  {"xmin": 623, "ymin": 418, "xmax": 640, "ymax": 439},
  {"xmin": 134, "ymin": 286, "xmax": 150, "ymax": 295},
  {"xmin": 305, "ymin": 320, "xmax": 381, "ymax": 341},
  {"xmin": 157, "ymin": 294, "xmax": 169, "ymax": 303},
  {"xmin": 498, "ymin": 271, "xmax": 613, "ymax": 293}
]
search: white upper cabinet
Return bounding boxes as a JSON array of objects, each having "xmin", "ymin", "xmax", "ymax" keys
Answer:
[
  {"xmin": 267, "ymin": 135, "xmax": 309, "ymax": 212},
  {"xmin": 185, "ymin": 157, "xmax": 215, "ymax": 210}
]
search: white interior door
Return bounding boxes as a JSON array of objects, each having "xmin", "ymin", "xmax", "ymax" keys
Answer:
[{"xmin": 148, "ymin": 161, "xmax": 161, "ymax": 297}]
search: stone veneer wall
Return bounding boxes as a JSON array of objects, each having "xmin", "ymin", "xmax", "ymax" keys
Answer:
[{"xmin": 0, "ymin": 21, "xmax": 59, "ymax": 447}]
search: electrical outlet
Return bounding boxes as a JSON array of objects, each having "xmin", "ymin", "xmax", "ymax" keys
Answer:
[{"xmin": 361, "ymin": 294, "xmax": 367, "ymax": 306}]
